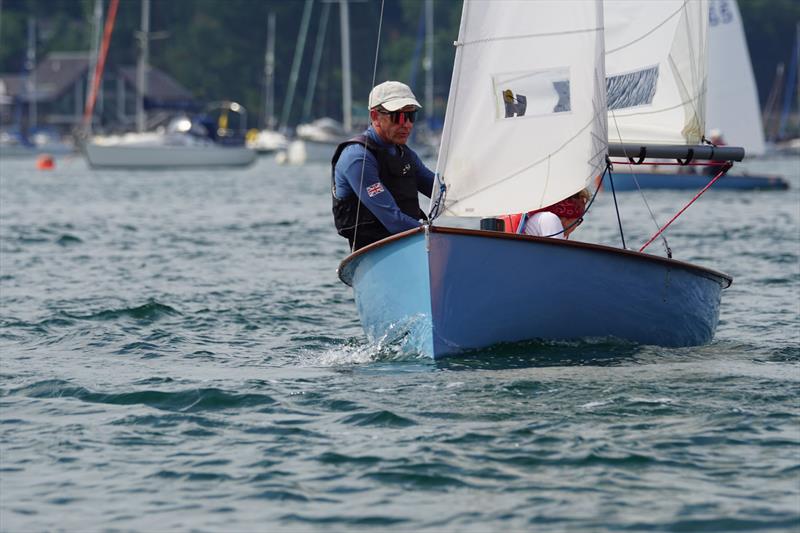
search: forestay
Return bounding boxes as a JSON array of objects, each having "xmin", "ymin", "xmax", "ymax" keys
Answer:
[
  {"xmin": 433, "ymin": 0, "xmax": 607, "ymax": 218},
  {"xmin": 605, "ymin": 0, "xmax": 709, "ymax": 146},
  {"xmin": 705, "ymin": 0, "xmax": 765, "ymax": 155}
]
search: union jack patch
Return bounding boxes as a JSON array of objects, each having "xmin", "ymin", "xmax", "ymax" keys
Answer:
[{"xmin": 366, "ymin": 182, "xmax": 385, "ymax": 197}]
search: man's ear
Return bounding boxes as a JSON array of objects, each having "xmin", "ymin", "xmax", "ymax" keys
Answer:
[{"xmin": 369, "ymin": 109, "xmax": 379, "ymax": 124}]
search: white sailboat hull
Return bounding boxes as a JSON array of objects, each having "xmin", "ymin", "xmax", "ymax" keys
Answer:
[{"xmin": 84, "ymin": 142, "xmax": 256, "ymax": 169}]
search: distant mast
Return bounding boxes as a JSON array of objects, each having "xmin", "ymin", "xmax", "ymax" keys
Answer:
[
  {"xmin": 279, "ymin": 0, "xmax": 313, "ymax": 131},
  {"xmin": 86, "ymin": 0, "xmax": 104, "ymax": 133},
  {"xmin": 264, "ymin": 12, "xmax": 276, "ymax": 130},
  {"xmin": 26, "ymin": 17, "xmax": 36, "ymax": 129},
  {"xmin": 136, "ymin": 0, "xmax": 150, "ymax": 133},
  {"xmin": 339, "ymin": 0, "xmax": 352, "ymax": 132},
  {"xmin": 424, "ymin": 0, "xmax": 434, "ymax": 125}
]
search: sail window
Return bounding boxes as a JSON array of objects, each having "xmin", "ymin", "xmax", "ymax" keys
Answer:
[
  {"xmin": 492, "ymin": 68, "xmax": 571, "ymax": 120},
  {"xmin": 606, "ymin": 66, "xmax": 659, "ymax": 110}
]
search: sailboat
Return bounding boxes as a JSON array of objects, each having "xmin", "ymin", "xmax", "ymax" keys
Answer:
[
  {"xmin": 337, "ymin": 0, "xmax": 744, "ymax": 359},
  {"xmin": 288, "ymin": 0, "xmax": 357, "ymax": 164},
  {"xmin": 83, "ymin": 0, "xmax": 255, "ymax": 169},
  {"xmin": 609, "ymin": 0, "xmax": 787, "ymax": 191}
]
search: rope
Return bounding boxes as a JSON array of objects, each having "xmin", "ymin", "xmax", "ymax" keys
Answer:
[
  {"xmin": 605, "ymin": 0, "xmax": 705, "ymax": 256},
  {"xmin": 350, "ymin": 0, "xmax": 385, "ymax": 253},
  {"xmin": 639, "ymin": 162, "xmax": 731, "ymax": 253},
  {"xmin": 608, "ymin": 111, "xmax": 667, "ymax": 254},
  {"xmin": 427, "ymin": 181, "xmax": 446, "ymax": 220},
  {"xmin": 604, "ymin": 160, "xmax": 627, "ymax": 250}
]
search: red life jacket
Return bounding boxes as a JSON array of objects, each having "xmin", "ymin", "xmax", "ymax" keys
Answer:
[{"xmin": 497, "ymin": 213, "xmax": 524, "ymax": 234}]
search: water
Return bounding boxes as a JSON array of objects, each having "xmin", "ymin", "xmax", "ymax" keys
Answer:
[{"xmin": 1, "ymin": 153, "xmax": 798, "ymax": 531}]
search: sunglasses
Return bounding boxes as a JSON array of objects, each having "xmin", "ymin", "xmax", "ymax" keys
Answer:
[{"xmin": 378, "ymin": 109, "xmax": 417, "ymax": 124}]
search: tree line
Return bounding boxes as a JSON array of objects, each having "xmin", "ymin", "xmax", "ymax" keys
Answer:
[{"xmin": 0, "ymin": 0, "xmax": 797, "ymax": 129}]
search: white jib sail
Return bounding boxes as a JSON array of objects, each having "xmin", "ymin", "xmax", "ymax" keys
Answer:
[
  {"xmin": 434, "ymin": 0, "xmax": 607, "ymax": 218},
  {"xmin": 706, "ymin": 0, "xmax": 765, "ymax": 156},
  {"xmin": 605, "ymin": 0, "xmax": 709, "ymax": 146}
]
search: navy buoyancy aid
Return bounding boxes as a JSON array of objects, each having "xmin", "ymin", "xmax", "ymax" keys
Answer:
[{"xmin": 331, "ymin": 135, "xmax": 426, "ymax": 250}]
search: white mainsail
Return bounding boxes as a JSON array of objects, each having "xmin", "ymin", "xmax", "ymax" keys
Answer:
[
  {"xmin": 706, "ymin": 0, "xmax": 765, "ymax": 156},
  {"xmin": 604, "ymin": 0, "xmax": 709, "ymax": 146},
  {"xmin": 435, "ymin": 0, "xmax": 607, "ymax": 218}
]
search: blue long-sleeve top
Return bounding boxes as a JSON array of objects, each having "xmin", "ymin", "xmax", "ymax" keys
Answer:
[{"xmin": 333, "ymin": 126, "xmax": 435, "ymax": 234}]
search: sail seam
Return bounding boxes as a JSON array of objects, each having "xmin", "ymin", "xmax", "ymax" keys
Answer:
[{"xmin": 460, "ymin": 27, "xmax": 602, "ymax": 47}]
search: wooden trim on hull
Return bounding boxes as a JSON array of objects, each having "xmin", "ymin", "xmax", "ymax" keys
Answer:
[{"xmin": 337, "ymin": 226, "xmax": 732, "ymax": 289}]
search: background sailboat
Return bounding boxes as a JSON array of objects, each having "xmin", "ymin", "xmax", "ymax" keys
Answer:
[
  {"xmin": 339, "ymin": 0, "xmax": 742, "ymax": 359},
  {"xmin": 83, "ymin": 0, "xmax": 255, "ymax": 169},
  {"xmin": 706, "ymin": 0, "xmax": 764, "ymax": 155},
  {"xmin": 289, "ymin": 0, "xmax": 358, "ymax": 164},
  {"xmin": 608, "ymin": 0, "xmax": 788, "ymax": 191}
]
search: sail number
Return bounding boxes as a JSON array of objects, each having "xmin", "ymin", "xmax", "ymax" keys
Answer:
[{"xmin": 709, "ymin": 0, "xmax": 734, "ymax": 26}]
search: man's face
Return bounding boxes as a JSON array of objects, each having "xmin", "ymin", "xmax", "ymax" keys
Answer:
[{"xmin": 371, "ymin": 105, "xmax": 417, "ymax": 145}]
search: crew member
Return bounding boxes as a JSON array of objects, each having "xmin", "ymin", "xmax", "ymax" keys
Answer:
[{"xmin": 332, "ymin": 81, "xmax": 435, "ymax": 251}]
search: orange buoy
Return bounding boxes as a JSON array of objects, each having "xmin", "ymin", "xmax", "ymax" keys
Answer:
[{"xmin": 36, "ymin": 154, "xmax": 55, "ymax": 170}]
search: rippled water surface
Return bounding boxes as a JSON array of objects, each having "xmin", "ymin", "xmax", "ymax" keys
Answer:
[{"xmin": 1, "ymin": 153, "xmax": 798, "ymax": 531}]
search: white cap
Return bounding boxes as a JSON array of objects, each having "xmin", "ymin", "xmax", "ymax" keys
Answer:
[{"xmin": 368, "ymin": 81, "xmax": 421, "ymax": 111}]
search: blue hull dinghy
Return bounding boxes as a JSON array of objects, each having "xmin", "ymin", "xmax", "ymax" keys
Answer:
[
  {"xmin": 339, "ymin": 226, "xmax": 731, "ymax": 359},
  {"xmin": 339, "ymin": 1, "xmax": 744, "ymax": 359}
]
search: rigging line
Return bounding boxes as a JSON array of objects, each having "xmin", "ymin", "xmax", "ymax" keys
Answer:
[
  {"xmin": 605, "ymin": 0, "xmax": 686, "ymax": 55},
  {"xmin": 350, "ymin": 0, "xmax": 385, "ymax": 254},
  {"xmin": 639, "ymin": 162, "xmax": 731, "ymax": 252},
  {"xmin": 605, "ymin": 162, "xmax": 627, "ymax": 250},
  {"xmin": 608, "ymin": 108, "xmax": 668, "ymax": 253}
]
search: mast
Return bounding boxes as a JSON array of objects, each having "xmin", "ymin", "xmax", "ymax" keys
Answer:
[
  {"xmin": 82, "ymin": 0, "xmax": 119, "ymax": 133},
  {"xmin": 264, "ymin": 11, "xmax": 276, "ymax": 129},
  {"xmin": 339, "ymin": 0, "xmax": 352, "ymax": 132},
  {"xmin": 777, "ymin": 22, "xmax": 800, "ymax": 140},
  {"xmin": 136, "ymin": 0, "xmax": 150, "ymax": 133},
  {"xmin": 302, "ymin": 1, "xmax": 331, "ymax": 123},
  {"xmin": 763, "ymin": 63, "xmax": 785, "ymax": 140},
  {"xmin": 26, "ymin": 17, "xmax": 36, "ymax": 130},
  {"xmin": 424, "ymin": 0, "xmax": 433, "ymax": 125},
  {"xmin": 86, "ymin": 0, "xmax": 103, "ymax": 133},
  {"xmin": 280, "ymin": 0, "xmax": 313, "ymax": 131}
]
